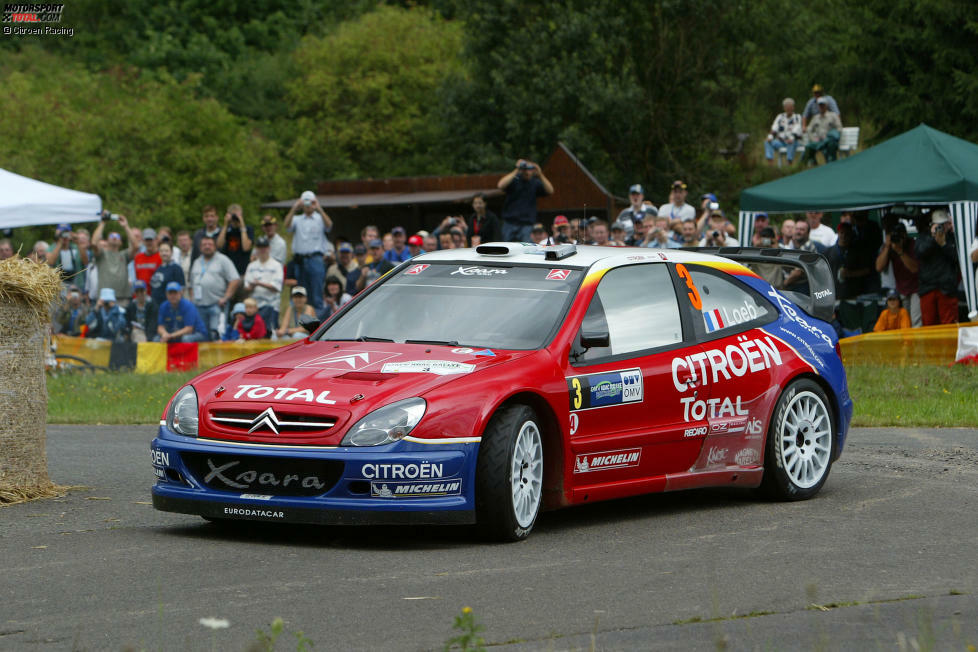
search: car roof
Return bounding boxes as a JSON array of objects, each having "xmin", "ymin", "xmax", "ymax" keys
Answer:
[{"xmin": 412, "ymin": 243, "xmax": 735, "ymax": 271}]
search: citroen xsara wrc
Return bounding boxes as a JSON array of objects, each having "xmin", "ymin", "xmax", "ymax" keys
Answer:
[{"xmin": 152, "ymin": 243, "xmax": 852, "ymax": 541}]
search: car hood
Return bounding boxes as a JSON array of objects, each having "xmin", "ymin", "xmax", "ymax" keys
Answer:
[{"xmin": 192, "ymin": 340, "xmax": 532, "ymax": 445}]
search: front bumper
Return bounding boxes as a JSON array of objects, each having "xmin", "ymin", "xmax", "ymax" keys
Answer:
[{"xmin": 151, "ymin": 425, "xmax": 478, "ymax": 526}]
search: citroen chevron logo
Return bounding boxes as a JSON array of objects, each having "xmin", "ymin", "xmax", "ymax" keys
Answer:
[{"xmin": 248, "ymin": 407, "xmax": 281, "ymax": 435}]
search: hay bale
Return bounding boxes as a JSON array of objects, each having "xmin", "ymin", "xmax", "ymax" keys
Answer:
[{"xmin": 0, "ymin": 257, "xmax": 65, "ymax": 504}]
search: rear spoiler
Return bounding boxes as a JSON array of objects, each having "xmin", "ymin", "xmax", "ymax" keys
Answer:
[{"xmin": 690, "ymin": 247, "xmax": 836, "ymax": 323}]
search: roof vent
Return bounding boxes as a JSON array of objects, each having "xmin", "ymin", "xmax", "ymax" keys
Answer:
[{"xmin": 476, "ymin": 242, "xmax": 520, "ymax": 256}]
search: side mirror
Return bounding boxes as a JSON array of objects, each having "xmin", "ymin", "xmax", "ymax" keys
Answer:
[
  {"xmin": 580, "ymin": 329, "xmax": 610, "ymax": 349},
  {"xmin": 300, "ymin": 315, "xmax": 322, "ymax": 334}
]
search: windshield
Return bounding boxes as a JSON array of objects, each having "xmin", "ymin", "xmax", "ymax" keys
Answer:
[{"xmin": 317, "ymin": 262, "xmax": 583, "ymax": 350}]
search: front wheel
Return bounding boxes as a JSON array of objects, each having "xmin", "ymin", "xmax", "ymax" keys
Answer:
[
  {"xmin": 475, "ymin": 405, "xmax": 544, "ymax": 542},
  {"xmin": 761, "ymin": 379, "xmax": 835, "ymax": 500}
]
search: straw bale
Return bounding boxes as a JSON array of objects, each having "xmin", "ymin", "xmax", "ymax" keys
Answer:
[{"xmin": 0, "ymin": 257, "xmax": 62, "ymax": 504}]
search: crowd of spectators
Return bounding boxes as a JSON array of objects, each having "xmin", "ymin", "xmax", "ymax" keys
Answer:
[{"xmin": 3, "ymin": 148, "xmax": 973, "ymax": 346}]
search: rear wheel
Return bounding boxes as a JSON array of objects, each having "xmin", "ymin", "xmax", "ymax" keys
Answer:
[
  {"xmin": 476, "ymin": 405, "xmax": 543, "ymax": 542},
  {"xmin": 761, "ymin": 379, "xmax": 835, "ymax": 500}
]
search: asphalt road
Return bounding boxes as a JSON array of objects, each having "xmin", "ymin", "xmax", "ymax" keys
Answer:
[{"xmin": 2, "ymin": 425, "xmax": 977, "ymax": 651}]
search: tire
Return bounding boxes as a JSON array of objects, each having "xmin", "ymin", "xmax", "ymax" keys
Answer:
[
  {"xmin": 475, "ymin": 404, "xmax": 544, "ymax": 542},
  {"xmin": 761, "ymin": 379, "xmax": 835, "ymax": 501}
]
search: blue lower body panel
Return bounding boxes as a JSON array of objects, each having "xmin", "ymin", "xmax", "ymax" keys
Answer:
[{"xmin": 151, "ymin": 426, "xmax": 479, "ymax": 526}]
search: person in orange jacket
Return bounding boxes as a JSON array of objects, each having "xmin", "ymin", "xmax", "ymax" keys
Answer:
[{"xmin": 874, "ymin": 291, "xmax": 911, "ymax": 332}]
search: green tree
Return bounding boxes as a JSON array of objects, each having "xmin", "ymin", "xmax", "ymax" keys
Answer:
[
  {"xmin": 287, "ymin": 5, "xmax": 464, "ymax": 180},
  {"xmin": 0, "ymin": 48, "xmax": 296, "ymax": 232}
]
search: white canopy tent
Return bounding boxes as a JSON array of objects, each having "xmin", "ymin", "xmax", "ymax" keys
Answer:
[{"xmin": 0, "ymin": 168, "xmax": 102, "ymax": 229}]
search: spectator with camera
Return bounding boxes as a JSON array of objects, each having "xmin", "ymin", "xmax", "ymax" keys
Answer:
[
  {"xmin": 54, "ymin": 287, "xmax": 90, "ymax": 336},
  {"xmin": 217, "ymin": 203, "xmax": 253, "ymax": 279},
  {"xmin": 875, "ymin": 221, "xmax": 920, "ymax": 326},
  {"xmin": 700, "ymin": 211, "xmax": 738, "ymax": 246},
  {"xmin": 642, "ymin": 215, "xmax": 680, "ymax": 249},
  {"xmin": 826, "ymin": 222, "xmax": 879, "ymax": 299},
  {"xmin": 92, "ymin": 214, "xmax": 132, "ymax": 307},
  {"xmin": 244, "ymin": 236, "xmax": 284, "ymax": 332},
  {"xmin": 497, "ymin": 159, "xmax": 554, "ymax": 242},
  {"xmin": 284, "ymin": 190, "xmax": 333, "ymax": 313},
  {"xmin": 86, "ymin": 287, "xmax": 128, "ymax": 341},
  {"xmin": 551, "ymin": 215, "xmax": 575, "ymax": 244},
  {"xmin": 189, "ymin": 234, "xmax": 240, "ymax": 339},
  {"xmin": 749, "ymin": 226, "xmax": 785, "ymax": 288},
  {"xmin": 156, "ymin": 282, "xmax": 208, "ymax": 343},
  {"xmin": 916, "ymin": 210, "xmax": 959, "ymax": 325},
  {"xmin": 125, "ymin": 280, "xmax": 158, "ymax": 342},
  {"xmin": 46, "ymin": 224, "xmax": 88, "ymax": 290}
]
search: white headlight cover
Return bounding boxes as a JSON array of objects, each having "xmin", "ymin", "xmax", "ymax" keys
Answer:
[
  {"xmin": 342, "ymin": 397, "xmax": 426, "ymax": 446},
  {"xmin": 167, "ymin": 385, "xmax": 199, "ymax": 436}
]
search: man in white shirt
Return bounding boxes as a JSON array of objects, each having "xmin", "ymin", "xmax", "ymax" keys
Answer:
[
  {"xmin": 765, "ymin": 98, "xmax": 803, "ymax": 165},
  {"xmin": 257, "ymin": 215, "xmax": 288, "ymax": 265},
  {"xmin": 806, "ymin": 211, "xmax": 838, "ymax": 248},
  {"xmin": 658, "ymin": 180, "xmax": 697, "ymax": 225},
  {"xmin": 244, "ymin": 236, "xmax": 284, "ymax": 333}
]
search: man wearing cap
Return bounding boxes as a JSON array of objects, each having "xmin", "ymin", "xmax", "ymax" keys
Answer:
[
  {"xmin": 700, "ymin": 211, "xmax": 739, "ymax": 247},
  {"xmin": 801, "ymin": 98, "xmax": 843, "ymax": 165},
  {"xmin": 873, "ymin": 291, "xmax": 912, "ymax": 332},
  {"xmin": 497, "ymin": 158, "xmax": 554, "ymax": 242},
  {"xmin": 133, "ymin": 227, "xmax": 162, "ymax": 288},
  {"xmin": 157, "ymin": 282, "xmax": 208, "ymax": 342},
  {"xmin": 125, "ymin": 280, "xmax": 158, "ymax": 342},
  {"xmin": 765, "ymin": 98, "xmax": 803, "ymax": 165},
  {"xmin": 46, "ymin": 224, "xmax": 89, "ymax": 290},
  {"xmin": 642, "ymin": 215, "xmax": 680, "ymax": 249},
  {"xmin": 552, "ymin": 215, "xmax": 575, "ymax": 244},
  {"xmin": 344, "ymin": 244, "xmax": 370, "ymax": 295},
  {"xmin": 530, "ymin": 224, "xmax": 555, "ymax": 246},
  {"xmin": 257, "ymin": 215, "xmax": 287, "ymax": 265},
  {"xmin": 92, "ymin": 214, "xmax": 133, "ymax": 307},
  {"xmin": 801, "ymin": 84, "xmax": 840, "ymax": 132},
  {"xmin": 189, "ymin": 235, "xmax": 240, "ymax": 338},
  {"xmin": 384, "ymin": 227, "xmax": 411, "ymax": 263},
  {"xmin": 465, "ymin": 193, "xmax": 502, "ymax": 244},
  {"xmin": 217, "ymin": 203, "xmax": 254, "ymax": 277},
  {"xmin": 284, "ymin": 190, "xmax": 333, "ymax": 313},
  {"xmin": 406, "ymin": 234, "xmax": 425, "ymax": 258},
  {"xmin": 150, "ymin": 241, "xmax": 185, "ymax": 307},
  {"xmin": 355, "ymin": 240, "xmax": 396, "ymax": 293},
  {"xmin": 327, "ymin": 243, "xmax": 359, "ymax": 289},
  {"xmin": 616, "ymin": 185, "xmax": 655, "ymax": 239},
  {"xmin": 916, "ymin": 210, "xmax": 959, "ymax": 325},
  {"xmin": 244, "ymin": 236, "xmax": 284, "ymax": 332},
  {"xmin": 658, "ymin": 181, "xmax": 697, "ymax": 224},
  {"xmin": 86, "ymin": 288, "xmax": 128, "ymax": 341}
]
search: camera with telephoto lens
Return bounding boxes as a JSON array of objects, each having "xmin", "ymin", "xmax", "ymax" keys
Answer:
[
  {"xmin": 712, "ymin": 230, "xmax": 721, "ymax": 240},
  {"xmin": 554, "ymin": 232, "xmax": 570, "ymax": 244},
  {"xmin": 709, "ymin": 201, "xmax": 719, "ymax": 210},
  {"xmin": 100, "ymin": 210, "xmax": 120, "ymax": 221},
  {"xmin": 933, "ymin": 223, "xmax": 945, "ymax": 235}
]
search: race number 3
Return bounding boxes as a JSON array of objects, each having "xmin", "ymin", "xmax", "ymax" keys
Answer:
[
  {"xmin": 571, "ymin": 377, "xmax": 583, "ymax": 410},
  {"xmin": 675, "ymin": 263, "xmax": 702, "ymax": 310}
]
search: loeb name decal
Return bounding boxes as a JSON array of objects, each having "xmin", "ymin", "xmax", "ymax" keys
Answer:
[
  {"xmin": 568, "ymin": 368, "xmax": 643, "ymax": 411},
  {"xmin": 233, "ymin": 384, "xmax": 336, "ymax": 404},
  {"xmin": 574, "ymin": 448, "xmax": 642, "ymax": 473},
  {"xmin": 371, "ymin": 480, "xmax": 462, "ymax": 498}
]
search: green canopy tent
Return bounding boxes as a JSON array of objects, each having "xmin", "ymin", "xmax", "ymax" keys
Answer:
[{"xmin": 738, "ymin": 124, "xmax": 978, "ymax": 315}]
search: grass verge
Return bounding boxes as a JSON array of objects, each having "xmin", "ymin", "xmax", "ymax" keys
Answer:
[
  {"xmin": 47, "ymin": 371, "xmax": 197, "ymax": 424},
  {"xmin": 46, "ymin": 363, "xmax": 977, "ymax": 426},
  {"xmin": 847, "ymin": 363, "xmax": 978, "ymax": 427}
]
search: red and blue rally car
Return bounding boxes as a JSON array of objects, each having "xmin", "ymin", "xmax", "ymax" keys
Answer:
[{"xmin": 152, "ymin": 243, "xmax": 853, "ymax": 540}]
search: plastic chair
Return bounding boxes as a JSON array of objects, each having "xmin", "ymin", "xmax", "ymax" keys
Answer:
[{"xmin": 838, "ymin": 127, "xmax": 860, "ymax": 157}]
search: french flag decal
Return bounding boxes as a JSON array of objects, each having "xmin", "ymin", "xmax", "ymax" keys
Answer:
[{"xmin": 703, "ymin": 309, "xmax": 725, "ymax": 332}]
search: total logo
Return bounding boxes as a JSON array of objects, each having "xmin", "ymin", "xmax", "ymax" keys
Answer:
[
  {"xmin": 233, "ymin": 385, "xmax": 336, "ymax": 404},
  {"xmin": 451, "ymin": 266, "xmax": 508, "ymax": 276}
]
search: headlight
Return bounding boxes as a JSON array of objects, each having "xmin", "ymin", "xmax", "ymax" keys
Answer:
[
  {"xmin": 341, "ymin": 398, "xmax": 426, "ymax": 446},
  {"xmin": 166, "ymin": 385, "xmax": 199, "ymax": 436}
]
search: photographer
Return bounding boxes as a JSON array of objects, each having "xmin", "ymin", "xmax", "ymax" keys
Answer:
[
  {"xmin": 92, "ymin": 213, "xmax": 132, "ymax": 307},
  {"xmin": 552, "ymin": 215, "xmax": 575, "ymax": 244},
  {"xmin": 217, "ymin": 203, "xmax": 253, "ymax": 278},
  {"xmin": 699, "ymin": 211, "xmax": 738, "ymax": 247},
  {"xmin": 45, "ymin": 224, "xmax": 88, "ymax": 289},
  {"xmin": 497, "ymin": 159, "xmax": 554, "ymax": 242},
  {"xmin": 642, "ymin": 216, "xmax": 679, "ymax": 249},
  {"xmin": 875, "ymin": 221, "xmax": 920, "ymax": 326},
  {"xmin": 749, "ymin": 226, "xmax": 784, "ymax": 288},
  {"xmin": 916, "ymin": 210, "xmax": 959, "ymax": 325},
  {"xmin": 86, "ymin": 288, "xmax": 128, "ymax": 341}
]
